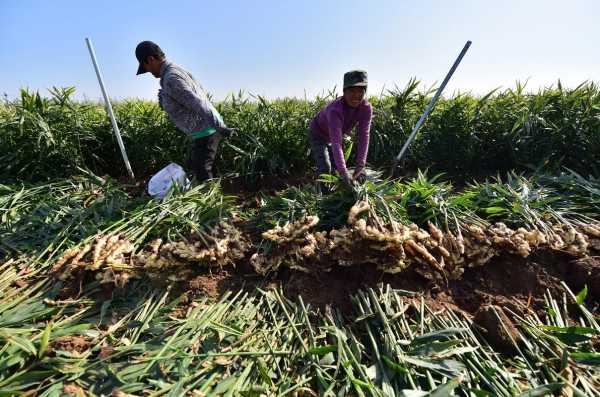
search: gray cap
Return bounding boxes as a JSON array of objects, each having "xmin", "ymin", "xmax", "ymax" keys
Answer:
[{"xmin": 343, "ymin": 70, "xmax": 368, "ymax": 89}]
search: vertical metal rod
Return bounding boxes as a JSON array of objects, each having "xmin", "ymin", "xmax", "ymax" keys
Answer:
[
  {"xmin": 85, "ymin": 37, "xmax": 135, "ymax": 179},
  {"xmin": 393, "ymin": 40, "xmax": 472, "ymax": 167}
]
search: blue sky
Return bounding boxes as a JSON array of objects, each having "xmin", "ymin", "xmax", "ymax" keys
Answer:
[{"xmin": 1, "ymin": 0, "xmax": 598, "ymax": 101}]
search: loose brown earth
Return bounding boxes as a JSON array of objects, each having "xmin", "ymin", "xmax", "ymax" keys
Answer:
[
  {"xmin": 51, "ymin": 335, "xmax": 90, "ymax": 354},
  {"xmin": 182, "ymin": 250, "xmax": 600, "ymax": 317}
]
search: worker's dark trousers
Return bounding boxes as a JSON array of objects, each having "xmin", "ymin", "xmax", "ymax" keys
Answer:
[
  {"xmin": 190, "ymin": 132, "xmax": 221, "ymax": 182},
  {"xmin": 308, "ymin": 130, "xmax": 336, "ymax": 194},
  {"xmin": 308, "ymin": 130, "xmax": 334, "ymax": 176}
]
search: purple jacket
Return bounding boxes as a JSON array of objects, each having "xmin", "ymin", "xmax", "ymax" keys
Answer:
[{"xmin": 309, "ymin": 97, "xmax": 373, "ymax": 175}]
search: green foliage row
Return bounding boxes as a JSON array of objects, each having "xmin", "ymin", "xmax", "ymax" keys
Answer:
[{"xmin": 1, "ymin": 80, "xmax": 599, "ymax": 183}]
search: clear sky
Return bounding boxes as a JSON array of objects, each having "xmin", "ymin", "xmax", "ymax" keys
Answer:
[{"xmin": 1, "ymin": 0, "xmax": 598, "ymax": 101}]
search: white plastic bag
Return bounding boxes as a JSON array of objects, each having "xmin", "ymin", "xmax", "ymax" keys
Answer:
[{"xmin": 147, "ymin": 163, "xmax": 190, "ymax": 200}]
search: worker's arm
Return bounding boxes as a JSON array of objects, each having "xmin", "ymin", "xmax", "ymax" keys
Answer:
[
  {"xmin": 164, "ymin": 74, "xmax": 224, "ymax": 128},
  {"xmin": 354, "ymin": 104, "xmax": 373, "ymax": 178},
  {"xmin": 328, "ymin": 108, "xmax": 352, "ymax": 184},
  {"xmin": 157, "ymin": 88, "xmax": 165, "ymax": 110}
]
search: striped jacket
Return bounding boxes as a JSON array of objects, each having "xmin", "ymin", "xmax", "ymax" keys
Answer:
[{"xmin": 158, "ymin": 61, "xmax": 226, "ymax": 135}]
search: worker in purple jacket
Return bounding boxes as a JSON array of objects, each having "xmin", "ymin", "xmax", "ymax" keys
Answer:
[{"xmin": 309, "ymin": 70, "xmax": 373, "ymax": 188}]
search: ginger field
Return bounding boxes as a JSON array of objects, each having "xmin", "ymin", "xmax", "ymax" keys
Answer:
[{"xmin": 1, "ymin": 83, "xmax": 600, "ymax": 396}]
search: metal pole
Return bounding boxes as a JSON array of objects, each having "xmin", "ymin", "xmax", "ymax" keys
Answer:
[
  {"xmin": 393, "ymin": 40, "xmax": 472, "ymax": 171},
  {"xmin": 85, "ymin": 37, "xmax": 135, "ymax": 179}
]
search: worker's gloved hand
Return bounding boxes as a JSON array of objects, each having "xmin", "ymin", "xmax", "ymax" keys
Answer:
[
  {"xmin": 341, "ymin": 171, "xmax": 355, "ymax": 189},
  {"xmin": 217, "ymin": 126, "xmax": 234, "ymax": 138},
  {"xmin": 353, "ymin": 166, "xmax": 366, "ymax": 184}
]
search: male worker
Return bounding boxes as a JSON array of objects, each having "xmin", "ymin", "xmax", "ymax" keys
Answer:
[
  {"xmin": 135, "ymin": 41, "xmax": 231, "ymax": 182},
  {"xmin": 309, "ymin": 70, "xmax": 373, "ymax": 189}
]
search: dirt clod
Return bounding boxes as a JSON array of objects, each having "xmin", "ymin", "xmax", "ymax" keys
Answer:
[
  {"xmin": 51, "ymin": 336, "xmax": 90, "ymax": 353},
  {"xmin": 564, "ymin": 257, "xmax": 600, "ymax": 301},
  {"xmin": 188, "ymin": 274, "xmax": 223, "ymax": 299},
  {"xmin": 98, "ymin": 345, "xmax": 115, "ymax": 359},
  {"xmin": 63, "ymin": 383, "xmax": 86, "ymax": 396},
  {"xmin": 474, "ymin": 305, "xmax": 520, "ymax": 355}
]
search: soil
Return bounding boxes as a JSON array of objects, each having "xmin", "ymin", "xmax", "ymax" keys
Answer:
[
  {"xmin": 186, "ymin": 268, "xmax": 256, "ymax": 299},
  {"xmin": 98, "ymin": 345, "xmax": 115, "ymax": 359},
  {"xmin": 57, "ymin": 272, "xmax": 86, "ymax": 300},
  {"xmin": 174, "ymin": 250, "xmax": 600, "ymax": 319},
  {"xmin": 63, "ymin": 383, "xmax": 86, "ymax": 396},
  {"xmin": 280, "ymin": 251, "xmax": 579, "ymax": 316},
  {"xmin": 448, "ymin": 251, "xmax": 568, "ymax": 315},
  {"xmin": 559, "ymin": 256, "xmax": 600, "ymax": 300},
  {"xmin": 51, "ymin": 335, "xmax": 90, "ymax": 353},
  {"xmin": 473, "ymin": 305, "xmax": 520, "ymax": 355},
  {"xmin": 55, "ymin": 245, "xmax": 600, "ymax": 320}
]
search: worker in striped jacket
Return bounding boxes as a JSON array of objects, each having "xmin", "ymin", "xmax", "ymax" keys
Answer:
[{"xmin": 135, "ymin": 41, "xmax": 232, "ymax": 182}]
